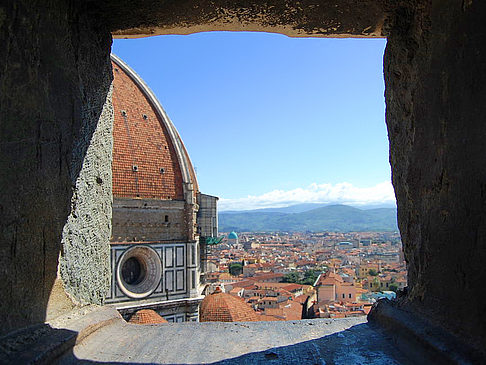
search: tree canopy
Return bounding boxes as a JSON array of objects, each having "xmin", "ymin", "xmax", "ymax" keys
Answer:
[
  {"xmin": 283, "ymin": 269, "xmax": 320, "ymax": 285},
  {"xmin": 228, "ymin": 263, "xmax": 243, "ymax": 276}
]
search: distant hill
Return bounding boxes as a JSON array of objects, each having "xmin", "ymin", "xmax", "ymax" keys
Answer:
[
  {"xmin": 221, "ymin": 203, "xmax": 331, "ymax": 215},
  {"xmin": 218, "ymin": 204, "xmax": 398, "ymax": 232},
  {"xmin": 220, "ymin": 202, "xmax": 396, "ymax": 215}
]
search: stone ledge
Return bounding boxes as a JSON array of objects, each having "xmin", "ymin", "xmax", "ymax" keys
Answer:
[
  {"xmin": 49, "ymin": 306, "xmax": 122, "ymax": 346},
  {"xmin": 368, "ymin": 299, "xmax": 484, "ymax": 365},
  {"xmin": 0, "ymin": 306, "xmax": 121, "ymax": 365},
  {"xmin": 62, "ymin": 315, "xmax": 412, "ymax": 364}
]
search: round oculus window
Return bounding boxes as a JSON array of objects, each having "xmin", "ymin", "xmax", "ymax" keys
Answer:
[{"xmin": 116, "ymin": 246, "xmax": 162, "ymax": 299}]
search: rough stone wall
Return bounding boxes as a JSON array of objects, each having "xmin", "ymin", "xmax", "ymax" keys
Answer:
[
  {"xmin": 112, "ymin": 198, "xmax": 186, "ymax": 242},
  {"xmin": 58, "ymin": 87, "xmax": 113, "ymax": 306},
  {"xmin": 104, "ymin": 0, "xmax": 386, "ymax": 38},
  {"xmin": 0, "ymin": 1, "xmax": 113, "ymax": 334},
  {"xmin": 385, "ymin": 0, "xmax": 486, "ymax": 350}
]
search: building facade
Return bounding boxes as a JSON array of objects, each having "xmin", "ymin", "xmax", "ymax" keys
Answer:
[{"xmin": 107, "ymin": 54, "xmax": 218, "ymax": 322}]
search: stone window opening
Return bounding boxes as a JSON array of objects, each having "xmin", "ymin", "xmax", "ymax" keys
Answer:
[{"xmin": 2, "ymin": 2, "xmax": 484, "ymax": 362}]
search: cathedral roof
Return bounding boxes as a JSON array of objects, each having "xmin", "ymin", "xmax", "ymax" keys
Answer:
[
  {"xmin": 128, "ymin": 309, "xmax": 168, "ymax": 325},
  {"xmin": 111, "ymin": 54, "xmax": 198, "ymax": 201},
  {"xmin": 200, "ymin": 288, "xmax": 258, "ymax": 322}
]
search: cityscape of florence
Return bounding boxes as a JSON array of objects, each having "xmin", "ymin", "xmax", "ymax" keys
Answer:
[{"xmin": 105, "ymin": 33, "xmax": 406, "ymax": 324}]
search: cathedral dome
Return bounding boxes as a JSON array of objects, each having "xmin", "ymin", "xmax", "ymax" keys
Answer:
[
  {"xmin": 200, "ymin": 288, "xmax": 258, "ymax": 322},
  {"xmin": 111, "ymin": 54, "xmax": 198, "ymax": 201},
  {"xmin": 228, "ymin": 232, "xmax": 238, "ymax": 240},
  {"xmin": 128, "ymin": 309, "xmax": 168, "ymax": 325}
]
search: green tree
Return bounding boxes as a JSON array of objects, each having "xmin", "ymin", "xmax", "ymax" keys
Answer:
[
  {"xmin": 389, "ymin": 283, "xmax": 399, "ymax": 293},
  {"xmin": 282, "ymin": 272, "xmax": 301, "ymax": 283},
  {"xmin": 301, "ymin": 269, "xmax": 320, "ymax": 285},
  {"xmin": 228, "ymin": 263, "xmax": 243, "ymax": 276},
  {"xmin": 368, "ymin": 269, "xmax": 378, "ymax": 276}
]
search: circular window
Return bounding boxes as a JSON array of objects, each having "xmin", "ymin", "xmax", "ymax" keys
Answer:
[
  {"xmin": 116, "ymin": 246, "xmax": 162, "ymax": 299},
  {"xmin": 121, "ymin": 257, "xmax": 145, "ymax": 285}
]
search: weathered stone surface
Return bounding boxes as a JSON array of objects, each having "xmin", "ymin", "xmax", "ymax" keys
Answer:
[
  {"xmin": 112, "ymin": 198, "xmax": 186, "ymax": 242},
  {"xmin": 0, "ymin": 306, "xmax": 120, "ymax": 364},
  {"xmin": 63, "ymin": 316, "xmax": 411, "ymax": 364},
  {"xmin": 369, "ymin": 299, "xmax": 484, "ymax": 364},
  {"xmin": 384, "ymin": 0, "xmax": 486, "ymax": 353},
  {"xmin": 0, "ymin": 0, "xmax": 113, "ymax": 334},
  {"xmin": 102, "ymin": 0, "xmax": 386, "ymax": 38},
  {"xmin": 58, "ymin": 82, "xmax": 113, "ymax": 306}
]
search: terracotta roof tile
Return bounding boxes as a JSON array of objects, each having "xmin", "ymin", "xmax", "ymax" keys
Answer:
[
  {"xmin": 128, "ymin": 309, "xmax": 168, "ymax": 325},
  {"xmin": 200, "ymin": 289, "xmax": 259, "ymax": 322},
  {"xmin": 111, "ymin": 59, "xmax": 189, "ymax": 200}
]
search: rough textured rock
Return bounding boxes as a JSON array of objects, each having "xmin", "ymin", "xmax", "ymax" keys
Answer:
[
  {"xmin": 384, "ymin": 0, "xmax": 486, "ymax": 352},
  {"xmin": 0, "ymin": 0, "xmax": 113, "ymax": 334},
  {"xmin": 103, "ymin": 0, "xmax": 386, "ymax": 38},
  {"xmin": 58, "ymin": 82, "xmax": 113, "ymax": 306}
]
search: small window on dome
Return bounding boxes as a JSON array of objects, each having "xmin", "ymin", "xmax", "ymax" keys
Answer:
[
  {"xmin": 160, "ymin": 168, "xmax": 165, "ymax": 174},
  {"xmin": 132, "ymin": 165, "xmax": 138, "ymax": 172},
  {"xmin": 121, "ymin": 110, "xmax": 127, "ymax": 116},
  {"xmin": 142, "ymin": 114, "xmax": 148, "ymax": 120}
]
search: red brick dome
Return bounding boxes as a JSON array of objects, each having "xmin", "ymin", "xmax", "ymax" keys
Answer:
[
  {"xmin": 111, "ymin": 54, "xmax": 198, "ymax": 201},
  {"xmin": 200, "ymin": 289, "xmax": 259, "ymax": 322},
  {"xmin": 128, "ymin": 309, "xmax": 168, "ymax": 325}
]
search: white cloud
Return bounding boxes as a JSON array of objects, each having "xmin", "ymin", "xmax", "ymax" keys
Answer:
[{"xmin": 219, "ymin": 181, "xmax": 396, "ymax": 211}]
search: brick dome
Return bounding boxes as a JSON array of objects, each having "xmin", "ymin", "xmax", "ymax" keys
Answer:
[
  {"xmin": 111, "ymin": 54, "xmax": 198, "ymax": 201},
  {"xmin": 200, "ymin": 289, "xmax": 259, "ymax": 322},
  {"xmin": 128, "ymin": 309, "xmax": 168, "ymax": 325}
]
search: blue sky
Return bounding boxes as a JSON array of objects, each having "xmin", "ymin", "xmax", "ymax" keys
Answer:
[{"xmin": 113, "ymin": 32, "xmax": 393, "ymax": 210}]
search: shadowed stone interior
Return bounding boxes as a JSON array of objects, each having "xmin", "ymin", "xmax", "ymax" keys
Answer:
[
  {"xmin": 1, "ymin": 0, "xmax": 485, "ymax": 359},
  {"xmin": 0, "ymin": 0, "xmax": 113, "ymax": 334},
  {"xmin": 385, "ymin": 0, "xmax": 486, "ymax": 352}
]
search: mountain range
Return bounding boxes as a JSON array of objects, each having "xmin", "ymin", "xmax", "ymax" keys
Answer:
[{"xmin": 218, "ymin": 204, "xmax": 398, "ymax": 232}]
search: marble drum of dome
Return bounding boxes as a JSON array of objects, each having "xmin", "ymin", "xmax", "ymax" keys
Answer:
[{"xmin": 116, "ymin": 246, "xmax": 162, "ymax": 299}]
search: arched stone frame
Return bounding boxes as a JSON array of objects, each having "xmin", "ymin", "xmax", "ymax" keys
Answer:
[{"xmin": 0, "ymin": 0, "xmax": 485, "ymax": 357}]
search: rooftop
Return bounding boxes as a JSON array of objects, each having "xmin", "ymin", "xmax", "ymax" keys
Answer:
[
  {"xmin": 200, "ymin": 289, "xmax": 259, "ymax": 322},
  {"xmin": 128, "ymin": 309, "xmax": 168, "ymax": 325}
]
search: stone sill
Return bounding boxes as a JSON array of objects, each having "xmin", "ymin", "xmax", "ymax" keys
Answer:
[
  {"xmin": 2, "ymin": 303, "xmax": 482, "ymax": 364},
  {"xmin": 55, "ymin": 309, "xmax": 411, "ymax": 364}
]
